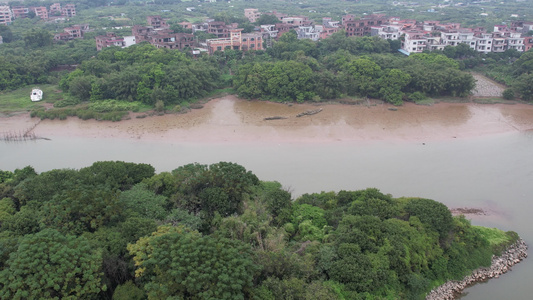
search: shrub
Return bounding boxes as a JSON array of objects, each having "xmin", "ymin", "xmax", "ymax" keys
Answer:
[{"xmin": 503, "ymin": 88, "xmax": 515, "ymax": 100}]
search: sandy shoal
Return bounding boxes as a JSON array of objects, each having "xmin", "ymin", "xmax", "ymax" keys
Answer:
[{"xmin": 2, "ymin": 96, "xmax": 533, "ymax": 144}]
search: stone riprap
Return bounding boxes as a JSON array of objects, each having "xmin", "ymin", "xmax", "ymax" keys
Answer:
[
  {"xmin": 472, "ymin": 74, "xmax": 505, "ymax": 97},
  {"xmin": 425, "ymin": 239, "xmax": 528, "ymax": 300}
]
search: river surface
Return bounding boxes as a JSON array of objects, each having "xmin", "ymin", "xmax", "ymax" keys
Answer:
[
  {"xmin": 1, "ymin": 132, "xmax": 532, "ymax": 299},
  {"xmin": 1, "ymin": 100, "xmax": 533, "ymax": 299}
]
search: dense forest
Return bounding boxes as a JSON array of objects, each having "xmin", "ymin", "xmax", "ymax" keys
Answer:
[{"xmin": 0, "ymin": 161, "xmax": 519, "ymax": 299}]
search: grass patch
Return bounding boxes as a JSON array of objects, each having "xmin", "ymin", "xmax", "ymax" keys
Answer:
[
  {"xmin": 431, "ymin": 96, "xmax": 470, "ymax": 103},
  {"xmin": 0, "ymin": 85, "xmax": 65, "ymax": 114},
  {"xmin": 414, "ymin": 98, "xmax": 435, "ymax": 106},
  {"xmin": 204, "ymin": 87, "xmax": 235, "ymax": 99},
  {"xmin": 474, "ymin": 226, "xmax": 519, "ymax": 255},
  {"xmin": 30, "ymin": 99, "xmax": 152, "ymax": 122},
  {"xmin": 473, "ymin": 97, "xmax": 509, "ymax": 104}
]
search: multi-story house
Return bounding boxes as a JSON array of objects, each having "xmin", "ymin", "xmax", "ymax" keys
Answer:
[
  {"xmin": 244, "ymin": 8, "xmax": 261, "ymax": 23},
  {"xmin": 402, "ymin": 30, "xmax": 428, "ymax": 53},
  {"xmin": 61, "ymin": 4, "xmax": 76, "ymax": 18},
  {"xmin": 32, "ymin": 7, "xmax": 48, "ymax": 19},
  {"xmin": 206, "ymin": 29, "xmax": 262, "ymax": 54},
  {"xmin": 371, "ymin": 24, "xmax": 402, "ymax": 40},
  {"xmin": 207, "ymin": 21, "xmax": 238, "ymax": 38},
  {"xmin": 11, "ymin": 6, "xmax": 28, "ymax": 19},
  {"xmin": 343, "ymin": 15, "xmax": 387, "ymax": 37},
  {"xmin": 95, "ymin": 32, "xmax": 125, "ymax": 51},
  {"xmin": 474, "ymin": 33, "xmax": 493, "ymax": 54},
  {"xmin": 54, "ymin": 24, "xmax": 89, "ymax": 42},
  {"xmin": 150, "ymin": 33, "xmax": 195, "ymax": 50},
  {"xmin": 507, "ymin": 32, "xmax": 525, "ymax": 51},
  {"xmin": 524, "ymin": 36, "xmax": 533, "ymax": 51},
  {"xmin": 297, "ymin": 26, "xmax": 320, "ymax": 41},
  {"xmin": 49, "ymin": 3, "xmax": 61, "ymax": 16},
  {"xmin": 147, "ymin": 15, "xmax": 168, "ymax": 29},
  {"xmin": 0, "ymin": 5, "xmax": 12, "ymax": 25}
]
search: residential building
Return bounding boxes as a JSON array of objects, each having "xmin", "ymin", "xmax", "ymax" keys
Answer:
[
  {"xmin": 147, "ymin": 15, "xmax": 168, "ymax": 29},
  {"xmin": 343, "ymin": 14, "xmax": 387, "ymax": 37},
  {"xmin": 524, "ymin": 36, "xmax": 533, "ymax": 51},
  {"xmin": 402, "ymin": 30, "xmax": 428, "ymax": 53},
  {"xmin": 32, "ymin": 6, "xmax": 48, "ymax": 19},
  {"xmin": 244, "ymin": 8, "xmax": 261, "ymax": 23},
  {"xmin": 0, "ymin": 5, "xmax": 12, "ymax": 25},
  {"xmin": 49, "ymin": 3, "xmax": 61, "ymax": 16},
  {"xmin": 208, "ymin": 21, "xmax": 238, "ymax": 38},
  {"xmin": 371, "ymin": 24, "xmax": 402, "ymax": 40},
  {"xmin": 297, "ymin": 26, "xmax": 319, "ymax": 41},
  {"xmin": 61, "ymin": 4, "xmax": 76, "ymax": 18},
  {"xmin": 474, "ymin": 33, "xmax": 493, "ymax": 54},
  {"xmin": 206, "ymin": 29, "xmax": 262, "ymax": 54},
  {"xmin": 95, "ymin": 32, "xmax": 125, "ymax": 51},
  {"xmin": 11, "ymin": 6, "xmax": 28, "ymax": 19},
  {"xmin": 54, "ymin": 24, "xmax": 89, "ymax": 42},
  {"xmin": 150, "ymin": 33, "xmax": 194, "ymax": 50}
]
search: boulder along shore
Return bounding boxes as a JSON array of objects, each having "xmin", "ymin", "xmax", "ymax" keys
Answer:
[{"xmin": 426, "ymin": 239, "xmax": 528, "ymax": 300}]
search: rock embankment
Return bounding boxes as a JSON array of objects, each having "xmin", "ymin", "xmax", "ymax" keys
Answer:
[{"xmin": 426, "ymin": 239, "xmax": 528, "ymax": 300}]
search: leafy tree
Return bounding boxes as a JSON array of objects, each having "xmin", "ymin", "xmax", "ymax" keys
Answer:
[
  {"xmin": 128, "ymin": 225, "xmax": 257, "ymax": 299},
  {"xmin": 119, "ymin": 183, "xmax": 167, "ymax": 220},
  {"xmin": 405, "ymin": 198, "xmax": 454, "ymax": 241},
  {"xmin": 113, "ymin": 281, "xmax": 145, "ymax": 300},
  {"xmin": 0, "ymin": 25, "xmax": 13, "ymax": 43},
  {"xmin": 255, "ymin": 14, "xmax": 282, "ymax": 25},
  {"xmin": 23, "ymin": 28, "xmax": 53, "ymax": 48},
  {"xmin": 0, "ymin": 229, "xmax": 105, "ymax": 299}
]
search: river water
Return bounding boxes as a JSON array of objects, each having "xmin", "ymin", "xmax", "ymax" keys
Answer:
[{"xmin": 1, "ymin": 131, "xmax": 532, "ymax": 299}]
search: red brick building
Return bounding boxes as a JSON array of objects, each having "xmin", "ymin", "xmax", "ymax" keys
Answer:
[
  {"xmin": 151, "ymin": 33, "xmax": 194, "ymax": 50},
  {"xmin": 147, "ymin": 16, "xmax": 168, "ymax": 29},
  {"xmin": 343, "ymin": 15, "xmax": 387, "ymax": 37},
  {"xmin": 95, "ymin": 32, "xmax": 125, "ymax": 51}
]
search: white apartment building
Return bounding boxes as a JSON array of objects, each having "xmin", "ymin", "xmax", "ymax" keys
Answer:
[
  {"xmin": 402, "ymin": 31, "xmax": 428, "ymax": 53},
  {"xmin": 475, "ymin": 33, "xmax": 493, "ymax": 54},
  {"xmin": 297, "ymin": 26, "xmax": 320, "ymax": 41},
  {"xmin": 371, "ymin": 25, "xmax": 402, "ymax": 40}
]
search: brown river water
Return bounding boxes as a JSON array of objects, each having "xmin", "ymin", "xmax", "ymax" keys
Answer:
[{"xmin": 1, "ymin": 97, "xmax": 533, "ymax": 299}]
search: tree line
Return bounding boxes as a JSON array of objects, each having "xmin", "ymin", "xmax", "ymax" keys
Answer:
[{"xmin": 0, "ymin": 161, "xmax": 518, "ymax": 299}]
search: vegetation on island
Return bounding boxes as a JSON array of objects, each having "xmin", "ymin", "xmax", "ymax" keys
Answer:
[{"xmin": 0, "ymin": 161, "xmax": 519, "ymax": 300}]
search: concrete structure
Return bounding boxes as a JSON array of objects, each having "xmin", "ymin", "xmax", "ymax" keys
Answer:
[
  {"xmin": 49, "ymin": 3, "xmax": 61, "ymax": 16},
  {"xmin": 343, "ymin": 14, "xmax": 387, "ymax": 37},
  {"xmin": 0, "ymin": 5, "xmax": 12, "ymax": 25},
  {"xmin": 297, "ymin": 26, "xmax": 320, "ymax": 41},
  {"xmin": 244, "ymin": 8, "xmax": 261, "ymax": 23},
  {"xmin": 147, "ymin": 15, "xmax": 168, "ymax": 29},
  {"xmin": 206, "ymin": 29, "xmax": 262, "ymax": 54},
  {"xmin": 32, "ymin": 6, "xmax": 48, "ymax": 19},
  {"xmin": 54, "ymin": 24, "xmax": 87, "ymax": 42},
  {"xmin": 95, "ymin": 32, "xmax": 125, "ymax": 51},
  {"xmin": 524, "ymin": 36, "xmax": 533, "ymax": 51},
  {"xmin": 150, "ymin": 33, "xmax": 194, "ymax": 50},
  {"xmin": 61, "ymin": 4, "xmax": 76, "ymax": 18},
  {"xmin": 11, "ymin": 6, "xmax": 28, "ymax": 19}
]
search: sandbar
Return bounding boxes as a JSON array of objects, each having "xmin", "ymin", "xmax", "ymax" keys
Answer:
[{"xmin": 1, "ymin": 96, "xmax": 533, "ymax": 144}]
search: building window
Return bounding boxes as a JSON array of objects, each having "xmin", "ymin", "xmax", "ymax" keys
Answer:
[
  {"xmin": 217, "ymin": 46, "xmax": 222, "ymax": 51},
  {"xmin": 242, "ymin": 38, "xmax": 247, "ymax": 41},
  {"xmin": 251, "ymin": 44, "xmax": 255, "ymax": 48},
  {"xmin": 251, "ymin": 38, "xmax": 255, "ymax": 41}
]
